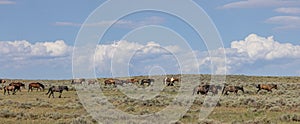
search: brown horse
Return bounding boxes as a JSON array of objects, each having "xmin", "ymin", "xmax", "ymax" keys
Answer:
[
  {"xmin": 28, "ymin": 82, "xmax": 45, "ymax": 92},
  {"xmin": 104, "ymin": 79, "xmax": 116, "ymax": 86},
  {"xmin": 126, "ymin": 78, "xmax": 139, "ymax": 84},
  {"xmin": 193, "ymin": 84, "xmax": 209, "ymax": 95},
  {"xmin": 4, "ymin": 85, "xmax": 18, "ymax": 95},
  {"xmin": 71, "ymin": 78, "xmax": 86, "ymax": 84},
  {"xmin": 256, "ymin": 84, "xmax": 277, "ymax": 93},
  {"xmin": 222, "ymin": 85, "xmax": 244, "ymax": 95},
  {"xmin": 9, "ymin": 82, "xmax": 25, "ymax": 92}
]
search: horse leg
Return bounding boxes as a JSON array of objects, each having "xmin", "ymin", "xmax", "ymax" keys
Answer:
[{"xmin": 59, "ymin": 91, "xmax": 62, "ymax": 98}]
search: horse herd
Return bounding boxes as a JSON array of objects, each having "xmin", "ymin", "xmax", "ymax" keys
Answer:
[
  {"xmin": 0, "ymin": 79, "xmax": 69, "ymax": 98},
  {"xmin": 193, "ymin": 83, "xmax": 278, "ymax": 96},
  {"xmin": 0, "ymin": 77, "xmax": 279, "ymax": 98}
]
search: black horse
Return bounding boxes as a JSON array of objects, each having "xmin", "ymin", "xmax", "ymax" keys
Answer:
[
  {"xmin": 46, "ymin": 86, "xmax": 69, "ymax": 98},
  {"xmin": 140, "ymin": 79, "xmax": 155, "ymax": 86}
]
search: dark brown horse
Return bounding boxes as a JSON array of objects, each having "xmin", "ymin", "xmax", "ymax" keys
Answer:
[
  {"xmin": 126, "ymin": 78, "xmax": 139, "ymax": 84},
  {"xmin": 104, "ymin": 79, "xmax": 116, "ymax": 86},
  {"xmin": 140, "ymin": 79, "xmax": 155, "ymax": 86},
  {"xmin": 46, "ymin": 86, "xmax": 68, "ymax": 98},
  {"xmin": 28, "ymin": 82, "xmax": 45, "ymax": 92},
  {"xmin": 4, "ymin": 85, "xmax": 18, "ymax": 95},
  {"xmin": 192, "ymin": 84, "xmax": 222, "ymax": 95},
  {"xmin": 256, "ymin": 84, "xmax": 277, "ymax": 93},
  {"xmin": 222, "ymin": 85, "xmax": 244, "ymax": 95},
  {"xmin": 193, "ymin": 84, "xmax": 209, "ymax": 95},
  {"xmin": 9, "ymin": 82, "xmax": 25, "ymax": 92}
]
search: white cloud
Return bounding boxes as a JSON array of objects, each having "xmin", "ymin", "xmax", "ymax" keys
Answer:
[
  {"xmin": 93, "ymin": 40, "xmax": 185, "ymax": 77},
  {"xmin": 275, "ymin": 7, "xmax": 300, "ymax": 14},
  {"xmin": 54, "ymin": 16, "xmax": 165, "ymax": 29},
  {"xmin": 0, "ymin": 40, "xmax": 71, "ymax": 60},
  {"xmin": 220, "ymin": 0, "xmax": 300, "ymax": 9},
  {"xmin": 0, "ymin": 0, "xmax": 15, "ymax": 4},
  {"xmin": 231, "ymin": 34, "xmax": 300, "ymax": 60},
  {"xmin": 265, "ymin": 16, "xmax": 300, "ymax": 30}
]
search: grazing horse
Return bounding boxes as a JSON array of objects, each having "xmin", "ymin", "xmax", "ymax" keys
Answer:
[
  {"xmin": 140, "ymin": 79, "xmax": 155, "ymax": 86},
  {"xmin": 126, "ymin": 78, "xmax": 139, "ymax": 84},
  {"xmin": 28, "ymin": 82, "xmax": 45, "ymax": 92},
  {"xmin": 256, "ymin": 84, "xmax": 277, "ymax": 93},
  {"xmin": 222, "ymin": 85, "xmax": 244, "ymax": 95},
  {"xmin": 46, "ymin": 86, "xmax": 69, "ymax": 98},
  {"xmin": 87, "ymin": 79, "xmax": 97, "ymax": 85},
  {"xmin": 4, "ymin": 85, "xmax": 18, "ymax": 95},
  {"xmin": 104, "ymin": 79, "xmax": 116, "ymax": 86},
  {"xmin": 71, "ymin": 78, "xmax": 86, "ymax": 84},
  {"xmin": 193, "ymin": 84, "xmax": 209, "ymax": 95},
  {"xmin": 9, "ymin": 82, "xmax": 25, "ymax": 92},
  {"xmin": 164, "ymin": 77, "xmax": 180, "ymax": 86}
]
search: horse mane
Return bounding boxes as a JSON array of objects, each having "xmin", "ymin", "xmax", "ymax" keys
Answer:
[{"xmin": 38, "ymin": 83, "xmax": 45, "ymax": 89}]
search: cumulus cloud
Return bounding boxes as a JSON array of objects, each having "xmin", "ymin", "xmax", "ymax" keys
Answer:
[
  {"xmin": 0, "ymin": 40, "xmax": 71, "ymax": 60},
  {"xmin": 220, "ymin": 0, "xmax": 300, "ymax": 9},
  {"xmin": 231, "ymin": 34, "xmax": 300, "ymax": 60},
  {"xmin": 275, "ymin": 7, "xmax": 300, "ymax": 14},
  {"xmin": 265, "ymin": 16, "xmax": 300, "ymax": 30},
  {"xmin": 93, "ymin": 40, "xmax": 187, "ymax": 77}
]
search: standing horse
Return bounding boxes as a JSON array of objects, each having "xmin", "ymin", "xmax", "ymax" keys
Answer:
[
  {"xmin": 222, "ymin": 85, "xmax": 244, "ymax": 95},
  {"xmin": 71, "ymin": 78, "xmax": 86, "ymax": 84},
  {"xmin": 46, "ymin": 86, "xmax": 69, "ymax": 98},
  {"xmin": 126, "ymin": 78, "xmax": 139, "ymax": 84},
  {"xmin": 28, "ymin": 82, "xmax": 45, "ymax": 92},
  {"xmin": 9, "ymin": 82, "xmax": 25, "ymax": 92},
  {"xmin": 140, "ymin": 79, "xmax": 155, "ymax": 86},
  {"xmin": 164, "ymin": 77, "xmax": 180, "ymax": 86},
  {"xmin": 256, "ymin": 84, "xmax": 277, "ymax": 93},
  {"xmin": 4, "ymin": 85, "xmax": 18, "ymax": 95},
  {"xmin": 193, "ymin": 84, "xmax": 209, "ymax": 95},
  {"xmin": 104, "ymin": 79, "xmax": 116, "ymax": 86}
]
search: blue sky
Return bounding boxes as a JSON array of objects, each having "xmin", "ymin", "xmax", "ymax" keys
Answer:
[{"xmin": 0, "ymin": 0, "xmax": 300, "ymax": 79}]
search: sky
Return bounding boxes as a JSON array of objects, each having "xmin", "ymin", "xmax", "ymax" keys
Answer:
[{"xmin": 0, "ymin": 0, "xmax": 300, "ymax": 79}]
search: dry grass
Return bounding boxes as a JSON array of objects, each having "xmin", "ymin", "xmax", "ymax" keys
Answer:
[{"xmin": 0, "ymin": 74, "xmax": 299, "ymax": 123}]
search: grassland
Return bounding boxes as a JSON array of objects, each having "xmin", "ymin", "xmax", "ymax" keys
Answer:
[{"xmin": 0, "ymin": 74, "xmax": 299, "ymax": 124}]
